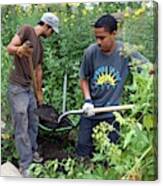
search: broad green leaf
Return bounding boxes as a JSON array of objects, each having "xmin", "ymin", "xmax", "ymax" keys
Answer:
[
  {"xmin": 143, "ymin": 114, "xmax": 154, "ymax": 131},
  {"xmin": 123, "ymin": 130, "xmax": 136, "ymax": 149}
]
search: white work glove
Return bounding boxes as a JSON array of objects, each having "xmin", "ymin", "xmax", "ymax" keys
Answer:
[{"xmin": 82, "ymin": 100, "xmax": 95, "ymax": 117}]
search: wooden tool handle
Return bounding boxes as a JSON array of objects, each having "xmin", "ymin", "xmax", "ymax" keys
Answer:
[
  {"xmin": 28, "ymin": 55, "xmax": 37, "ymax": 97},
  {"xmin": 93, "ymin": 104, "xmax": 134, "ymax": 113}
]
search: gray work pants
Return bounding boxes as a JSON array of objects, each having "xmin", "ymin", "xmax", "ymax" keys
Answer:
[{"xmin": 8, "ymin": 84, "xmax": 38, "ymax": 169}]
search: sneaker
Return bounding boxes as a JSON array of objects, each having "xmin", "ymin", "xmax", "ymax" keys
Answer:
[
  {"xmin": 19, "ymin": 168, "xmax": 31, "ymax": 178},
  {"xmin": 33, "ymin": 152, "xmax": 43, "ymax": 163}
]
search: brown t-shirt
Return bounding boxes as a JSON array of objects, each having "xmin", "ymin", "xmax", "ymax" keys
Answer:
[{"xmin": 9, "ymin": 25, "xmax": 43, "ymax": 87}]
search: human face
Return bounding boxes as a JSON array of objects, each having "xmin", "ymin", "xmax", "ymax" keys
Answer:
[
  {"xmin": 42, "ymin": 25, "xmax": 54, "ymax": 38},
  {"xmin": 46, "ymin": 26, "xmax": 54, "ymax": 37},
  {"xmin": 94, "ymin": 27, "xmax": 116, "ymax": 53}
]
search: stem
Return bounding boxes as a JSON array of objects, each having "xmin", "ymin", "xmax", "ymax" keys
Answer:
[{"xmin": 121, "ymin": 145, "xmax": 152, "ymax": 179}]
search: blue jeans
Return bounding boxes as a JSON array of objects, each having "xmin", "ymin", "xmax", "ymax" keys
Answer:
[
  {"xmin": 76, "ymin": 116, "xmax": 120, "ymax": 157},
  {"xmin": 8, "ymin": 84, "xmax": 39, "ymax": 169}
]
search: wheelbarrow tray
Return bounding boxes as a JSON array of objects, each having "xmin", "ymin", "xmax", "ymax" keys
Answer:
[{"xmin": 34, "ymin": 104, "xmax": 73, "ymax": 130}]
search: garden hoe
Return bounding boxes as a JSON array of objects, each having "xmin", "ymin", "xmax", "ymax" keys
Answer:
[{"xmin": 57, "ymin": 104, "xmax": 134, "ymax": 123}]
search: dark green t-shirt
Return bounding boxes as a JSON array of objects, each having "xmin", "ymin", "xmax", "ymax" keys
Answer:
[
  {"xmin": 9, "ymin": 25, "xmax": 43, "ymax": 87},
  {"xmin": 80, "ymin": 41, "xmax": 148, "ymax": 119}
]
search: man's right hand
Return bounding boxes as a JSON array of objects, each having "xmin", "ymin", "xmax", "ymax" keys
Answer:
[
  {"xmin": 16, "ymin": 41, "xmax": 33, "ymax": 58},
  {"xmin": 82, "ymin": 100, "xmax": 95, "ymax": 117}
]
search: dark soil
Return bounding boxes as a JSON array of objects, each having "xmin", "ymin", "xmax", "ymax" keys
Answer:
[
  {"xmin": 37, "ymin": 129, "xmax": 77, "ymax": 161},
  {"xmin": 34, "ymin": 104, "xmax": 78, "ymax": 161}
]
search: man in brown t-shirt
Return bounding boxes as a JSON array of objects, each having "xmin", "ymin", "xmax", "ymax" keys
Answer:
[{"xmin": 7, "ymin": 12, "xmax": 59, "ymax": 177}]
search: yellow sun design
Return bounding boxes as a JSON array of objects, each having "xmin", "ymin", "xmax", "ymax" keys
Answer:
[{"xmin": 97, "ymin": 73, "xmax": 116, "ymax": 86}]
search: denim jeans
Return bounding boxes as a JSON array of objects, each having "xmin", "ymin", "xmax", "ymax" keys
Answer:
[
  {"xmin": 76, "ymin": 116, "xmax": 120, "ymax": 157},
  {"xmin": 8, "ymin": 84, "xmax": 39, "ymax": 169}
]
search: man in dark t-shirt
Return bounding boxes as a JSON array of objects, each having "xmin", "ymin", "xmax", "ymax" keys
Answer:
[
  {"xmin": 76, "ymin": 14, "xmax": 153, "ymax": 158},
  {"xmin": 7, "ymin": 12, "xmax": 59, "ymax": 177}
]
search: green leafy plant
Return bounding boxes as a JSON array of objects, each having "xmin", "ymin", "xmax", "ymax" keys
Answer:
[{"xmin": 1, "ymin": 2, "xmax": 157, "ymax": 180}]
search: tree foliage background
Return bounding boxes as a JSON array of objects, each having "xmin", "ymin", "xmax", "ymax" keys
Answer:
[{"xmin": 1, "ymin": 1, "xmax": 158, "ymax": 180}]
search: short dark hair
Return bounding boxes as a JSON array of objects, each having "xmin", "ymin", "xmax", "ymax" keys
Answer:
[
  {"xmin": 94, "ymin": 14, "xmax": 117, "ymax": 33},
  {"xmin": 38, "ymin": 20, "xmax": 45, "ymax": 26},
  {"xmin": 38, "ymin": 20, "xmax": 52, "ymax": 29}
]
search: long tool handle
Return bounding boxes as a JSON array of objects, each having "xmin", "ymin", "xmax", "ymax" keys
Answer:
[
  {"xmin": 58, "ymin": 104, "xmax": 134, "ymax": 123},
  {"xmin": 28, "ymin": 55, "xmax": 37, "ymax": 97},
  {"xmin": 22, "ymin": 40, "xmax": 37, "ymax": 97},
  {"xmin": 93, "ymin": 105, "xmax": 134, "ymax": 113}
]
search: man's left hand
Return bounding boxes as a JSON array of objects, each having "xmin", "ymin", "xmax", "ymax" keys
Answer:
[
  {"xmin": 149, "ymin": 69, "xmax": 155, "ymax": 75},
  {"xmin": 36, "ymin": 90, "xmax": 43, "ymax": 105}
]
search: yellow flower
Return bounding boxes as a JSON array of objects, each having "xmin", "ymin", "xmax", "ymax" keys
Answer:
[
  {"xmin": 135, "ymin": 9, "xmax": 141, "ymax": 16},
  {"xmin": 70, "ymin": 15, "xmax": 75, "ymax": 19},
  {"xmin": 73, "ymin": 3, "xmax": 80, "ymax": 7},
  {"xmin": 64, "ymin": 18, "xmax": 68, "ymax": 23},
  {"xmin": 124, "ymin": 12, "xmax": 130, "ymax": 18},
  {"xmin": 82, "ymin": 9, "xmax": 87, "ymax": 16},
  {"xmin": 132, "ymin": 15, "xmax": 136, "ymax": 19},
  {"xmin": 2, "ymin": 133, "xmax": 11, "ymax": 140},
  {"xmin": 134, "ymin": 7, "xmax": 146, "ymax": 16}
]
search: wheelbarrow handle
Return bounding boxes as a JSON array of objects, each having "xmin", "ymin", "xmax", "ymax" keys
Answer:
[{"xmin": 58, "ymin": 104, "xmax": 134, "ymax": 123}]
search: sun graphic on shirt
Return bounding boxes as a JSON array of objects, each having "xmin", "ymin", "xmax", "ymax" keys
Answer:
[
  {"xmin": 93, "ymin": 65, "xmax": 121, "ymax": 90},
  {"xmin": 97, "ymin": 73, "xmax": 116, "ymax": 86}
]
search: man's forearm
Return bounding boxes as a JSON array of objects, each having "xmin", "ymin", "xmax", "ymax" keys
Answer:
[
  {"xmin": 80, "ymin": 79, "xmax": 91, "ymax": 100},
  {"xmin": 7, "ymin": 45, "xmax": 20, "ymax": 55},
  {"xmin": 7, "ymin": 34, "xmax": 22, "ymax": 55},
  {"xmin": 34, "ymin": 65, "xmax": 43, "ymax": 105},
  {"xmin": 35, "ymin": 65, "xmax": 43, "ymax": 91}
]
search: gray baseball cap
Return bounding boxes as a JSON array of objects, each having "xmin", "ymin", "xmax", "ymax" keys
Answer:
[{"xmin": 40, "ymin": 12, "xmax": 59, "ymax": 33}]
